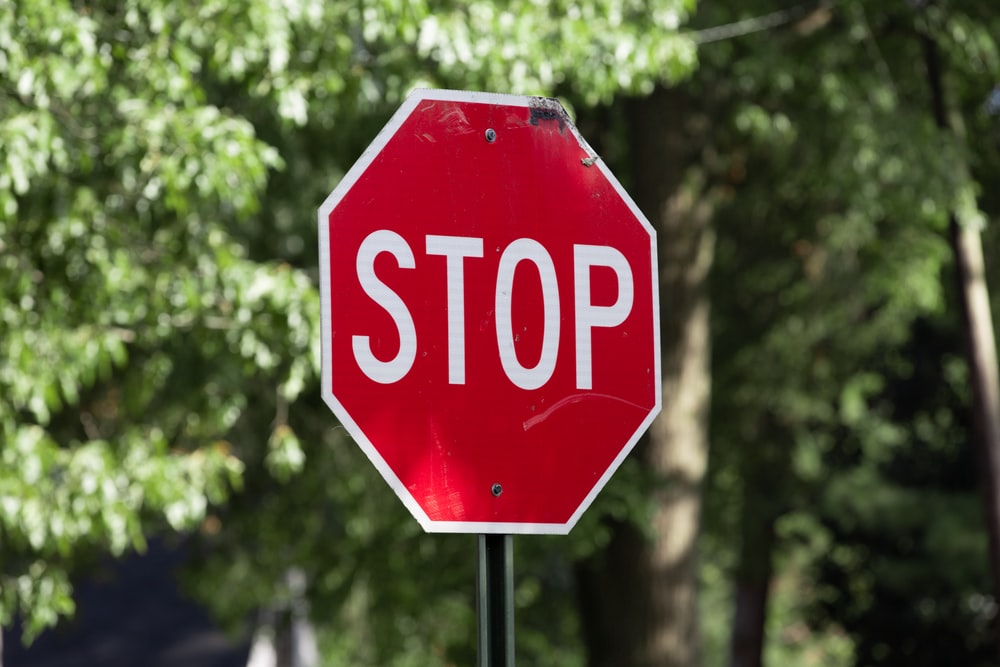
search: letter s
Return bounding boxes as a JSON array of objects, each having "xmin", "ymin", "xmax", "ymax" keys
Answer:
[{"xmin": 353, "ymin": 230, "xmax": 417, "ymax": 384}]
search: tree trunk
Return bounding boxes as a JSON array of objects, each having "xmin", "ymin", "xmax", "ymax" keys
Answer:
[
  {"xmin": 576, "ymin": 85, "xmax": 716, "ymax": 667},
  {"xmin": 950, "ymin": 216, "xmax": 1000, "ymax": 601},
  {"xmin": 729, "ymin": 577, "xmax": 770, "ymax": 667},
  {"xmin": 921, "ymin": 18, "xmax": 1000, "ymax": 657},
  {"xmin": 728, "ymin": 433, "xmax": 784, "ymax": 667}
]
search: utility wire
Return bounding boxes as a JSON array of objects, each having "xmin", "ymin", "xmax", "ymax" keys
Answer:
[{"xmin": 691, "ymin": 0, "xmax": 837, "ymax": 44}]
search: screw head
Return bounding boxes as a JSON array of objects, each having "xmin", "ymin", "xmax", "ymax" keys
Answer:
[
  {"xmin": 491, "ymin": 483, "xmax": 503, "ymax": 497},
  {"xmin": 484, "ymin": 128, "xmax": 497, "ymax": 143}
]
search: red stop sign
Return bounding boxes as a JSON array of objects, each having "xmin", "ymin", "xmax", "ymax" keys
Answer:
[{"xmin": 318, "ymin": 90, "xmax": 660, "ymax": 534}]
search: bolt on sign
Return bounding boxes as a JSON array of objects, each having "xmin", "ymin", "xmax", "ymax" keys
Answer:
[{"xmin": 318, "ymin": 90, "xmax": 661, "ymax": 535}]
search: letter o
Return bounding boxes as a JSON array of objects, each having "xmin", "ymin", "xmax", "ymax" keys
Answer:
[{"xmin": 495, "ymin": 239, "xmax": 560, "ymax": 390}]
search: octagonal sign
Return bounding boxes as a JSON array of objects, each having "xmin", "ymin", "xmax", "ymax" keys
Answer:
[{"xmin": 318, "ymin": 89, "xmax": 660, "ymax": 534}]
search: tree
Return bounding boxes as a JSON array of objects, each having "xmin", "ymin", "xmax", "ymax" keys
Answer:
[
  {"xmin": 184, "ymin": 1, "xmax": 713, "ymax": 663},
  {"xmin": 687, "ymin": 1, "xmax": 1000, "ymax": 665},
  {"xmin": 919, "ymin": 6, "xmax": 1000, "ymax": 644},
  {"xmin": 178, "ymin": 2, "xmax": 716, "ymax": 664},
  {"xmin": 0, "ymin": 0, "xmax": 312, "ymax": 641},
  {"xmin": 3, "ymin": 2, "xmax": 709, "ymax": 665}
]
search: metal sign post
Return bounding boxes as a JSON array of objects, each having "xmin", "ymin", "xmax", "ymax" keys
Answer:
[{"xmin": 477, "ymin": 534, "xmax": 514, "ymax": 667}]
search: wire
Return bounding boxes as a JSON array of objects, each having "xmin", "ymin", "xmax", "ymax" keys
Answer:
[{"xmin": 691, "ymin": 0, "xmax": 837, "ymax": 44}]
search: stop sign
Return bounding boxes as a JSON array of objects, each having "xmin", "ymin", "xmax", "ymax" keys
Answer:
[{"xmin": 318, "ymin": 90, "xmax": 660, "ymax": 534}]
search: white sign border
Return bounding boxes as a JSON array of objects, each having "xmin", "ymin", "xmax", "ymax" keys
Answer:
[{"xmin": 317, "ymin": 88, "xmax": 662, "ymax": 535}]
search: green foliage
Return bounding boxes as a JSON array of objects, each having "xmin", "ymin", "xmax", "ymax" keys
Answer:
[
  {"xmin": 695, "ymin": 0, "xmax": 1000, "ymax": 663},
  {"xmin": 7, "ymin": 0, "xmax": 997, "ymax": 664},
  {"xmin": 2, "ymin": 0, "xmax": 699, "ymax": 657},
  {"xmin": 383, "ymin": 0, "xmax": 697, "ymax": 104},
  {"xmin": 1, "ymin": 0, "xmax": 317, "ymax": 640}
]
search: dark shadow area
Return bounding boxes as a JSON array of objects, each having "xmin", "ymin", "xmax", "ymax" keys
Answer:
[{"xmin": 4, "ymin": 541, "xmax": 249, "ymax": 667}]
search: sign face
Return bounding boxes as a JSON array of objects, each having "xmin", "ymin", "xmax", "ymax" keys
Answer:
[{"xmin": 318, "ymin": 90, "xmax": 660, "ymax": 534}]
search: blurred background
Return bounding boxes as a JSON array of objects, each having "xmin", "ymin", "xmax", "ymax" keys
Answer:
[{"xmin": 2, "ymin": 0, "xmax": 999, "ymax": 665}]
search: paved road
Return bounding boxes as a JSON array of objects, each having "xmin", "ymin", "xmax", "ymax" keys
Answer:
[{"xmin": 4, "ymin": 542, "xmax": 249, "ymax": 667}]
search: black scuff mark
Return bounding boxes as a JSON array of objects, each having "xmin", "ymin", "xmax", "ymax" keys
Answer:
[{"xmin": 528, "ymin": 96, "xmax": 569, "ymax": 132}]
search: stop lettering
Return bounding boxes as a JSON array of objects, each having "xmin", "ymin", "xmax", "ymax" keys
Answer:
[{"xmin": 352, "ymin": 230, "xmax": 633, "ymax": 391}]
